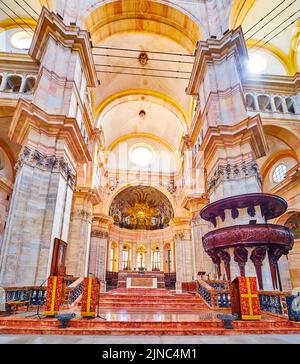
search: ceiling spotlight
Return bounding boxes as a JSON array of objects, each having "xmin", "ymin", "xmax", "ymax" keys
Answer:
[{"xmin": 247, "ymin": 53, "xmax": 267, "ymax": 73}]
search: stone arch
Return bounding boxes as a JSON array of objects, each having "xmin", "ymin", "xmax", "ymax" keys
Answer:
[
  {"xmin": 274, "ymin": 96, "xmax": 284, "ymax": 113},
  {"xmin": 245, "ymin": 93, "xmax": 256, "ymax": 111},
  {"xmin": 257, "ymin": 94, "xmax": 272, "ymax": 112},
  {"xmin": 261, "ymin": 149, "xmax": 299, "ymax": 183},
  {"xmin": 286, "ymin": 97, "xmax": 296, "ymax": 114},
  {"xmin": 105, "ymin": 181, "xmax": 176, "ymax": 217},
  {"xmin": 95, "ymin": 89, "xmax": 188, "ymax": 132},
  {"xmin": 4, "ymin": 74, "xmax": 22, "ymax": 92},
  {"xmin": 82, "ymin": 0, "xmax": 202, "ymax": 53},
  {"xmin": 263, "ymin": 124, "xmax": 300, "ymax": 160}
]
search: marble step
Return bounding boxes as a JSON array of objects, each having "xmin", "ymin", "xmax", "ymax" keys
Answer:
[
  {"xmin": 99, "ymin": 297, "xmax": 204, "ymax": 303},
  {"xmin": 98, "ymin": 303, "xmax": 207, "ymax": 309},
  {"xmin": 1, "ymin": 321, "xmax": 300, "ymax": 336},
  {"xmin": 0, "ymin": 317, "xmax": 298, "ymax": 329}
]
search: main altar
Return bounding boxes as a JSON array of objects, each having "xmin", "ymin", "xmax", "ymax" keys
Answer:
[{"xmin": 118, "ymin": 271, "xmax": 165, "ymax": 289}]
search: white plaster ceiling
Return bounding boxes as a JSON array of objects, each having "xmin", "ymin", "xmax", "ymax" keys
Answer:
[
  {"xmin": 93, "ymin": 32, "xmax": 193, "ymax": 116},
  {"xmin": 242, "ymin": 0, "xmax": 300, "ymax": 56},
  {"xmin": 0, "ymin": 0, "xmax": 41, "ymax": 21},
  {"xmin": 99, "ymin": 98, "xmax": 184, "ymax": 150}
]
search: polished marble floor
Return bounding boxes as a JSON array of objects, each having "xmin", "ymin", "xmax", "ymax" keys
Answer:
[{"xmin": 0, "ymin": 334, "xmax": 300, "ymax": 344}]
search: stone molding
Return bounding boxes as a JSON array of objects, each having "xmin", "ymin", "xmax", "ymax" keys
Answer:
[
  {"xmin": 30, "ymin": 7, "xmax": 97, "ymax": 87},
  {"xmin": 15, "ymin": 146, "xmax": 76, "ymax": 189},
  {"xmin": 73, "ymin": 186, "xmax": 101, "ymax": 205},
  {"xmin": 91, "ymin": 229, "xmax": 109, "ymax": 239},
  {"xmin": 71, "ymin": 208, "xmax": 92, "ymax": 222},
  {"xmin": 207, "ymin": 159, "xmax": 262, "ymax": 194},
  {"xmin": 174, "ymin": 232, "xmax": 192, "ymax": 241}
]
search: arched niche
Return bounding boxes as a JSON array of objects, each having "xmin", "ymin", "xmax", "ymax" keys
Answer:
[{"xmin": 109, "ymin": 185, "xmax": 174, "ymax": 231}]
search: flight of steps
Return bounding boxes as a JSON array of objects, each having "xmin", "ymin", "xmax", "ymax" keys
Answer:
[
  {"xmin": 1, "ymin": 289, "xmax": 300, "ymax": 335},
  {"xmin": 1, "ymin": 316, "xmax": 300, "ymax": 336},
  {"xmin": 97, "ymin": 289, "xmax": 208, "ymax": 311}
]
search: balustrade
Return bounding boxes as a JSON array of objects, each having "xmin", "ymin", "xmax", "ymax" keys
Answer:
[
  {"xmin": 245, "ymin": 92, "xmax": 298, "ymax": 115},
  {"xmin": 4, "ymin": 286, "xmax": 47, "ymax": 307},
  {"xmin": 198, "ymin": 279, "xmax": 231, "ymax": 309},
  {"xmin": 198, "ymin": 278, "xmax": 290, "ymax": 318},
  {"xmin": 65, "ymin": 278, "xmax": 84, "ymax": 305},
  {"xmin": 0, "ymin": 72, "xmax": 36, "ymax": 95},
  {"xmin": 259, "ymin": 291, "xmax": 289, "ymax": 318}
]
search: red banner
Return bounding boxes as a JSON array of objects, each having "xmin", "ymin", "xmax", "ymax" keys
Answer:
[
  {"xmin": 81, "ymin": 277, "xmax": 100, "ymax": 318},
  {"xmin": 44, "ymin": 276, "xmax": 66, "ymax": 316},
  {"xmin": 237, "ymin": 276, "xmax": 261, "ymax": 320}
]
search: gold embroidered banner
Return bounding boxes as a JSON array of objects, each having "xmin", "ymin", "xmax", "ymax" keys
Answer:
[
  {"xmin": 44, "ymin": 276, "xmax": 66, "ymax": 316},
  {"xmin": 232, "ymin": 276, "xmax": 261, "ymax": 320},
  {"xmin": 81, "ymin": 277, "xmax": 100, "ymax": 318}
]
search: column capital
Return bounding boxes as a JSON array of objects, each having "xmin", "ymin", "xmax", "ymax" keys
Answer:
[
  {"xmin": 29, "ymin": 7, "xmax": 97, "ymax": 88},
  {"xmin": 182, "ymin": 193, "xmax": 209, "ymax": 212},
  {"xmin": 92, "ymin": 213, "xmax": 114, "ymax": 234},
  {"xmin": 170, "ymin": 217, "xmax": 191, "ymax": 241},
  {"xmin": 15, "ymin": 146, "xmax": 76, "ymax": 189},
  {"xmin": 74, "ymin": 186, "xmax": 101, "ymax": 205}
]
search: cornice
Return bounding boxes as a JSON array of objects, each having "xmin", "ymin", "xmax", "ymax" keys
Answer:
[
  {"xmin": 29, "ymin": 7, "xmax": 97, "ymax": 88},
  {"xmin": 181, "ymin": 194, "xmax": 209, "ymax": 211},
  {"xmin": 92, "ymin": 213, "xmax": 114, "ymax": 227},
  {"xmin": 74, "ymin": 186, "xmax": 101, "ymax": 205},
  {"xmin": 187, "ymin": 27, "xmax": 248, "ymax": 96},
  {"xmin": 243, "ymin": 73, "xmax": 300, "ymax": 95},
  {"xmin": 201, "ymin": 115, "xmax": 268, "ymax": 165},
  {"xmin": 0, "ymin": 52, "xmax": 39, "ymax": 74},
  {"xmin": 9, "ymin": 99, "xmax": 92, "ymax": 164}
]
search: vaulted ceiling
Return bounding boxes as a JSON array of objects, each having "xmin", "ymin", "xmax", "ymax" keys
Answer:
[{"xmin": 1, "ymin": 0, "xmax": 300, "ymax": 170}]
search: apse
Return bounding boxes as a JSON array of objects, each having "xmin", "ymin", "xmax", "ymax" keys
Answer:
[{"xmin": 109, "ymin": 185, "xmax": 174, "ymax": 230}]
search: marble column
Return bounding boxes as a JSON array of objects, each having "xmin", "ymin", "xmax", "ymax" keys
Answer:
[
  {"xmin": 145, "ymin": 245, "xmax": 151, "ymax": 272},
  {"xmin": 131, "ymin": 243, "xmax": 137, "ymax": 271},
  {"xmin": 171, "ymin": 218, "xmax": 194, "ymax": 289},
  {"xmin": 0, "ymin": 148, "xmax": 75, "ymax": 286},
  {"xmin": 88, "ymin": 214, "xmax": 113, "ymax": 283},
  {"xmin": 0, "ymin": 10, "xmax": 96, "ymax": 287},
  {"xmin": 185, "ymin": 196, "xmax": 214, "ymax": 276},
  {"xmin": 66, "ymin": 188, "xmax": 100, "ymax": 277}
]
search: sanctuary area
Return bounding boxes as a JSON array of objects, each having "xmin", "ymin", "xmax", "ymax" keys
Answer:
[{"xmin": 0, "ymin": 0, "xmax": 300, "ymax": 338}]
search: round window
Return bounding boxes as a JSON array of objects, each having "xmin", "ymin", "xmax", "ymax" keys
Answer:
[
  {"xmin": 247, "ymin": 53, "xmax": 267, "ymax": 73},
  {"xmin": 273, "ymin": 164, "xmax": 287, "ymax": 183},
  {"xmin": 10, "ymin": 31, "xmax": 33, "ymax": 50},
  {"xmin": 129, "ymin": 146, "xmax": 153, "ymax": 166}
]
